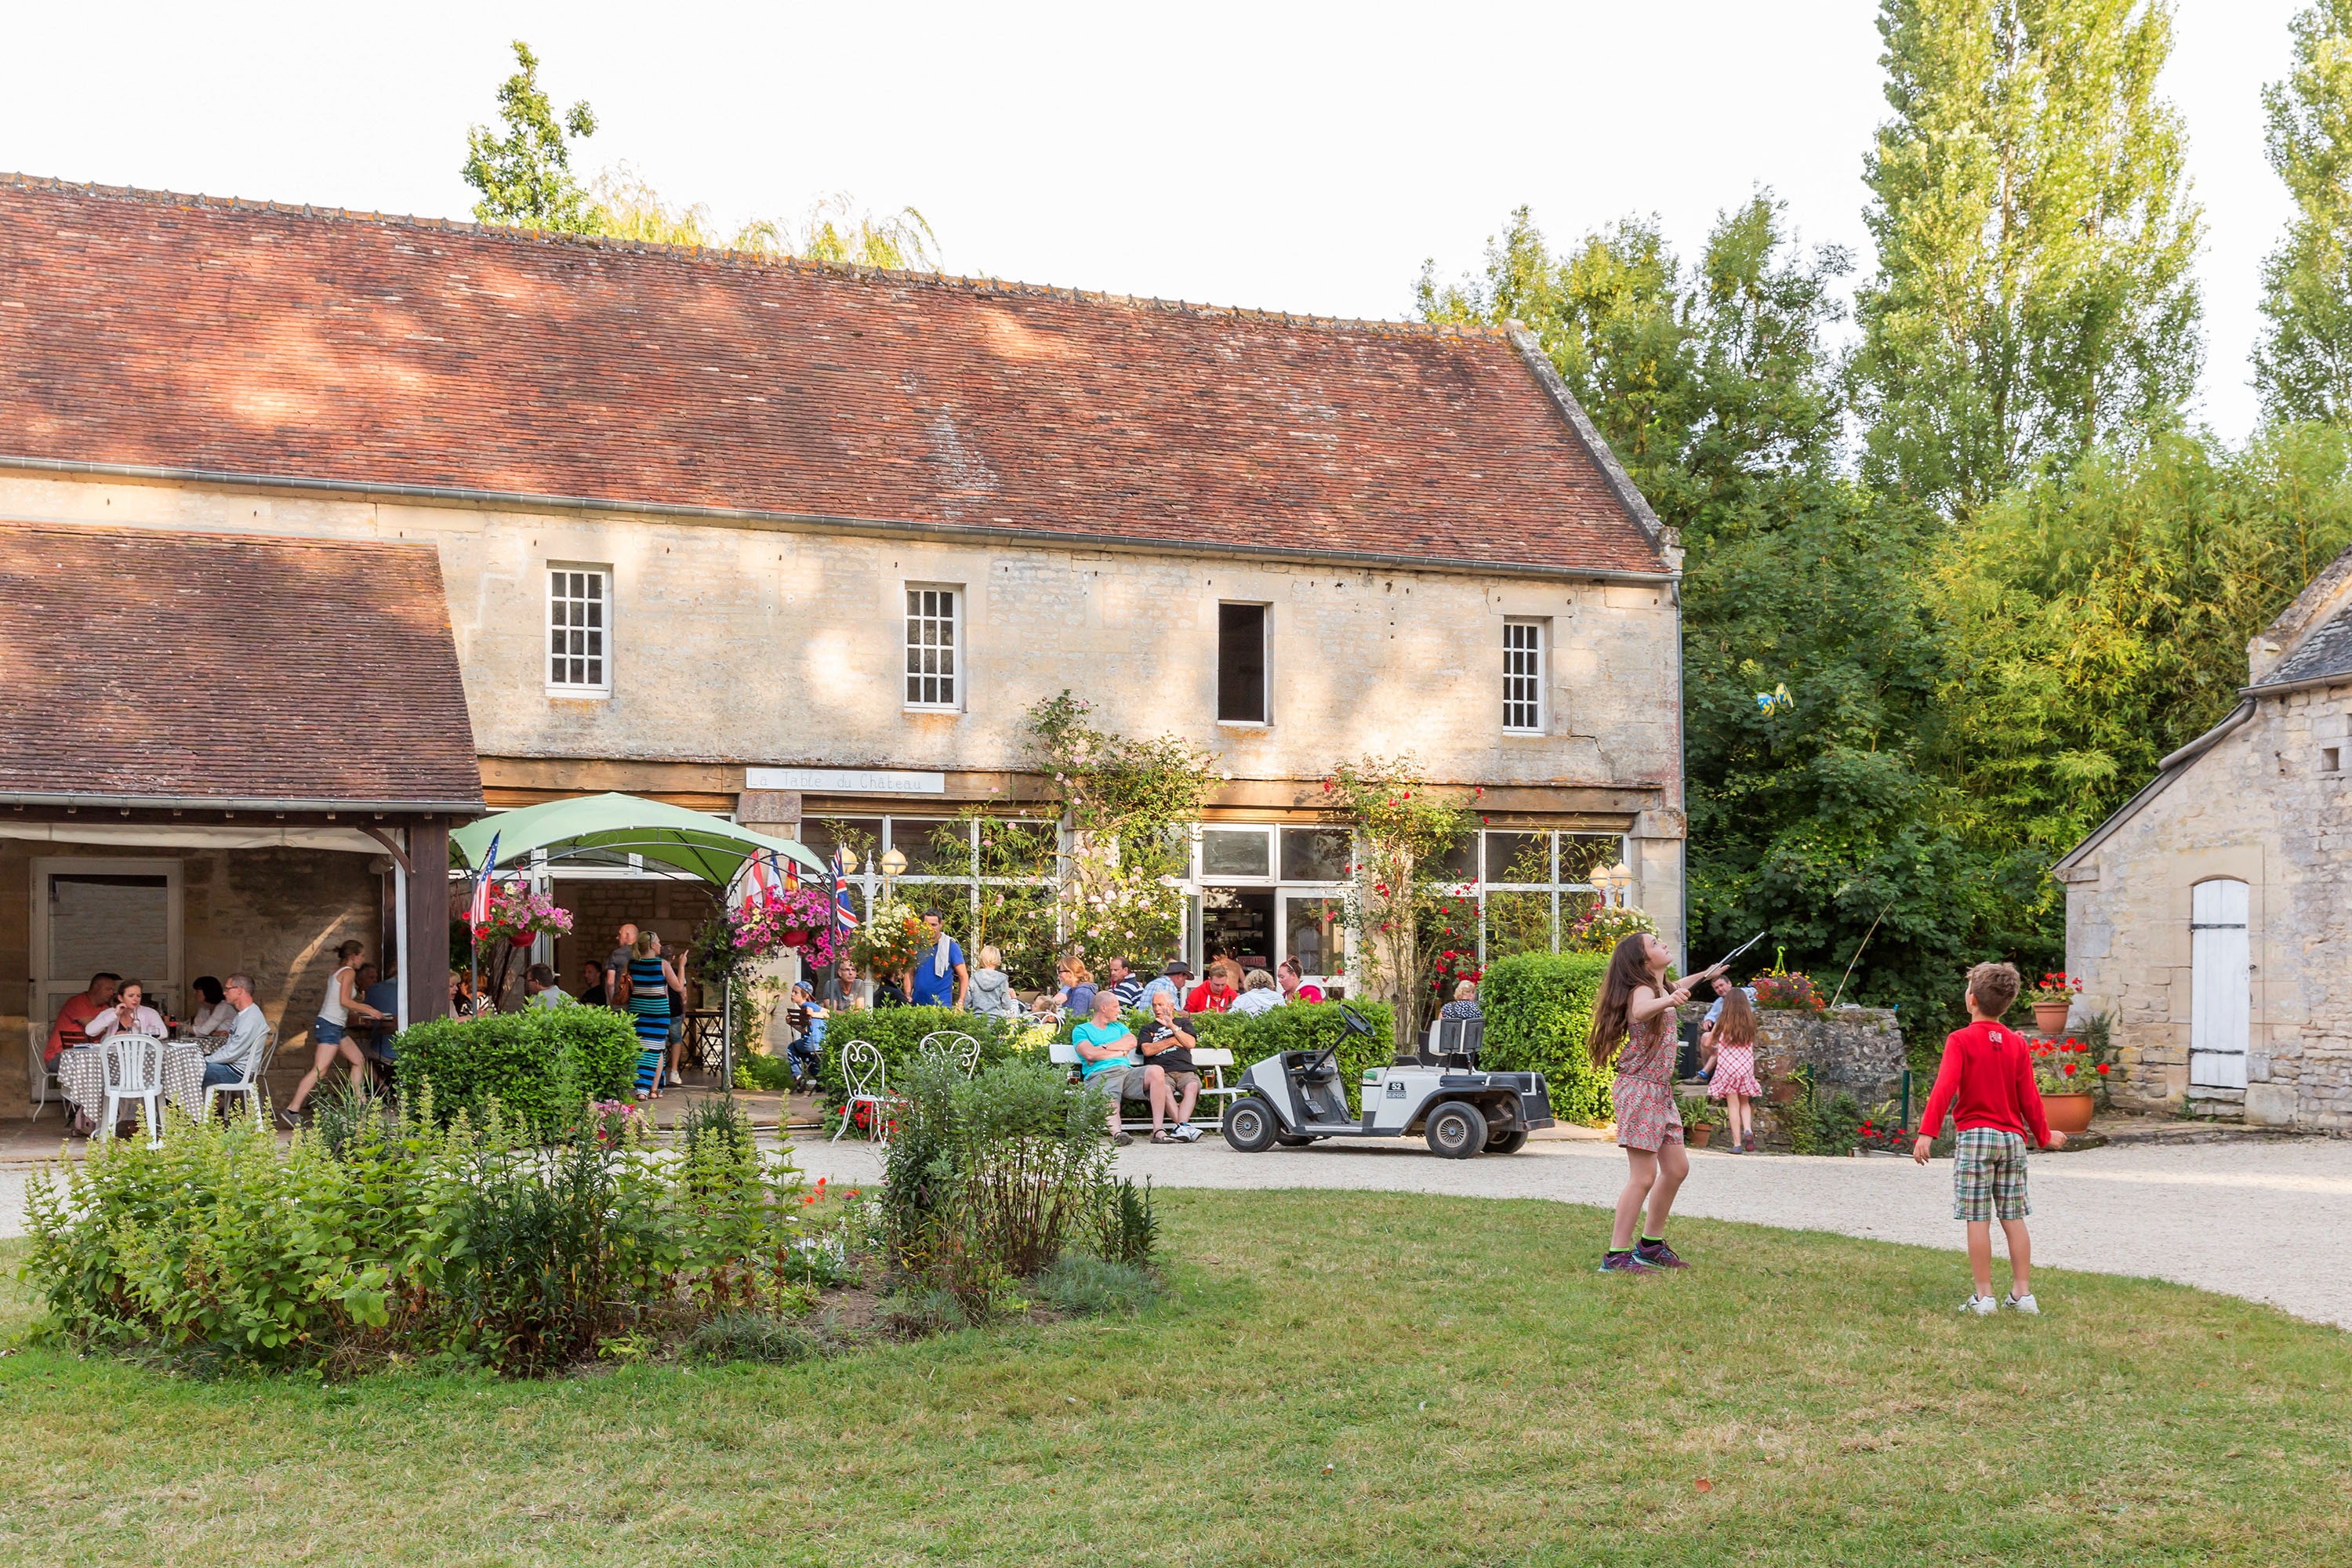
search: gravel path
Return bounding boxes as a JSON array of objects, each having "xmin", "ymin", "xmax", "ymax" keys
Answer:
[
  {"xmin": 9, "ymin": 1134, "xmax": 2343, "ymax": 1330},
  {"xmin": 786, "ymin": 1133, "xmax": 2352, "ymax": 1331}
]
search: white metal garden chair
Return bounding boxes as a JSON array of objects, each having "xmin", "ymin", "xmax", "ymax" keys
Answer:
[
  {"xmin": 832, "ymin": 1038, "xmax": 891, "ymax": 1145},
  {"xmin": 201, "ymin": 1028, "xmax": 278, "ymax": 1127},
  {"xmin": 25, "ymin": 1022, "xmax": 63, "ymax": 1120},
  {"xmin": 100, "ymin": 1033, "xmax": 168, "ymax": 1148},
  {"xmin": 917, "ymin": 1029, "xmax": 982, "ymax": 1077}
]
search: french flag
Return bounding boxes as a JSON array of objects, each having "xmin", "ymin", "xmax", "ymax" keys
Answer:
[{"xmin": 467, "ymin": 830, "xmax": 502, "ymax": 935}]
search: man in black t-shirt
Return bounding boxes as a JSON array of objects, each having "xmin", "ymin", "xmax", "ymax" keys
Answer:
[{"xmin": 1137, "ymin": 989, "xmax": 1203, "ymax": 1142}]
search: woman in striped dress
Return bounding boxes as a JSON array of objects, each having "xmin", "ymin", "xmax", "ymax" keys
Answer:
[{"xmin": 626, "ymin": 931, "xmax": 681, "ymax": 1098}]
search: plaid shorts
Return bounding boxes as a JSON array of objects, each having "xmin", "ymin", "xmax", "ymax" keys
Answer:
[{"xmin": 1951, "ymin": 1128, "xmax": 2031, "ymax": 1222}]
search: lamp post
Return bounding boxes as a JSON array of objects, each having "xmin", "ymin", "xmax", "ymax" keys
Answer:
[
  {"xmin": 1601, "ymin": 860, "xmax": 1634, "ymax": 909},
  {"xmin": 879, "ymin": 846, "xmax": 907, "ymax": 902}
]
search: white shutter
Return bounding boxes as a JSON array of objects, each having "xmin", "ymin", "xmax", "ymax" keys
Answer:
[{"xmin": 2189, "ymin": 879, "xmax": 2250, "ymax": 1089}]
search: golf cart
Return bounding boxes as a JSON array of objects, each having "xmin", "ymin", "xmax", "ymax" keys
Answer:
[{"xmin": 1221, "ymin": 1005, "xmax": 1553, "ymax": 1159}]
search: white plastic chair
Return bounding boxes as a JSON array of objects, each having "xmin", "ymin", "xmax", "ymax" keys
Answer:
[
  {"xmin": 917, "ymin": 1030, "xmax": 982, "ymax": 1077},
  {"xmin": 101, "ymin": 1033, "xmax": 167, "ymax": 1148},
  {"xmin": 832, "ymin": 1039, "xmax": 891, "ymax": 1145},
  {"xmin": 201, "ymin": 1029, "xmax": 278, "ymax": 1127},
  {"xmin": 26, "ymin": 1022, "xmax": 63, "ymax": 1120}
]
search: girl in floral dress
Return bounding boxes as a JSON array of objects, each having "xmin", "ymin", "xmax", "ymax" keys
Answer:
[
  {"xmin": 1588, "ymin": 932, "xmax": 1725, "ymax": 1273},
  {"xmin": 1705, "ymin": 979, "xmax": 1764, "ymax": 1153}
]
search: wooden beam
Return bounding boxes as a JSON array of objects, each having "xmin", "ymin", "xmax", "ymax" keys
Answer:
[{"xmin": 405, "ymin": 821, "xmax": 450, "ymax": 1031}]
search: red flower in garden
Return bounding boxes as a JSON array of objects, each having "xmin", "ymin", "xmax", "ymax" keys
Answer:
[
  {"xmin": 2096, "ymin": 1062, "xmax": 2111, "ymax": 1075},
  {"xmin": 2062, "ymin": 1063, "xmax": 2076, "ymax": 1076}
]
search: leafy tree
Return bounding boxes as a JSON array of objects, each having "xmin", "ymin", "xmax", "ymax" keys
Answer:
[
  {"xmin": 1851, "ymin": 0, "xmax": 2203, "ymax": 516},
  {"xmin": 2256, "ymin": 2, "xmax": 2352, "ymax": 423},
  {"xmin": 1936, "ymin": 424, "xmax": 2352, "ymax": 855},
  {"xmin": 586, "ymin": 172, "xmax": 942, "ymax": 270},
  {"xmin": 1421, "ymin": 198, "xmax": 2029, "ymax": 1033},
  {"xmin": 462, "ymin": 40, "xmax": 598, "ymax": 232}
]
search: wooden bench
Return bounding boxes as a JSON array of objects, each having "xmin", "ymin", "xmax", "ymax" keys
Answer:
[{"xmin": 1047, "ymin": 1040, "xmax": 1240, "ymax": 1129}]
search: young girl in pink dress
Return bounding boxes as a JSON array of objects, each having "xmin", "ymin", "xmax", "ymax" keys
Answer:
[
  {"xmin": 1588, "ymin": 932, "xmax": 1726, "ymax": 1273},
  {"xmin": 1705, "ymin": 978, "xmax": 1763, "ymax": 1153}
]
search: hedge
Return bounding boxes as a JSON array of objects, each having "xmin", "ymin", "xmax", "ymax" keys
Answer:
[
  {"xmin": 1478, "ymin": 951, "xmax": 1613, "ymax": 1125},
  {"xmin": 393, "ymin": 1006, "xmax": 638, "ymax": 1129},
  {"xmin": 804, "ymin": 1000, "xmax": 1395, "ymax": 1115}
]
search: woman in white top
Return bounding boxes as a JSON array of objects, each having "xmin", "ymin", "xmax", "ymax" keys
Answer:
[
  {"xmin": 83, "ymin": 978, "xmax": 167, "ymax": 1041},
  {"xmin": 283, "ymin": 940, "xmax": 385, "ymax": 1126},
  {"xmin": 187, "ymin": 975, "xmax": 238, "ymax": 1039}
]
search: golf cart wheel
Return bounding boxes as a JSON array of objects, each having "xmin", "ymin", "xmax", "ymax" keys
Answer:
[
  {"xmin": 1425, "ymin": 1101, "xmax": 1489, "ymax": 1160},
  {"xmin": 1485, "ymin": 1128, "xmax": 1530, "ymax": 1154},
  {"xmin": 1222, "ymin": 1095, "xmax": 1280, "ymax": 1152},
  {"xmin": 1273, "ymin": 1131, "xmax": 1318, "ymax": 1148}
]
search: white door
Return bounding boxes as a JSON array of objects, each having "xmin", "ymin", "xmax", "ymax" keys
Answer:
[
  {"xmin": 30, "ymin": 858, "xmax": 184, "ymax": 1035},
  {"xmin": 2190, "ymin": 878, "xmax": 2250, "ymax": 1089}
]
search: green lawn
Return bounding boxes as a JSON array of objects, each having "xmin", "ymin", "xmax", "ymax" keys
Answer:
[{"xmin": 1, "ymin": 1189, "xmax": 2344, "ymax": 1566}]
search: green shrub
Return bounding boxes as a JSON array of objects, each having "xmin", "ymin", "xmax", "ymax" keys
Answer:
[
  {"xmin": 738, "ymin": 1051, "xmax": 796, "ymax": 1091},
  {"xmin": 20, "ymin": 1100, "xmax": 814, "ymax": 1375},
  {"xmin": 687, "ymin": 1311, "xmax": 823, "ymax": 1364},
  {"xmin": 1478, "ymin": 951, "xmax": 1614, "ymax": 1125},
  {"xmin": 394, "ymin": 1007, "xmax": 637, "ymax": 1130}
]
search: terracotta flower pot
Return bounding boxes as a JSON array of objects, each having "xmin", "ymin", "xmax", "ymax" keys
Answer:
[
  {"xmin": 2042, "ymin": 1092, "xmax": 2096, "ymax": 1135},
  {"xmin": 1687, "ymin": 1123, "xmax": 1715, "ymax": 1148},
  {"xmin": 2032, "ymin": 1000, "xmax": 2072, "ymax": 1033}
]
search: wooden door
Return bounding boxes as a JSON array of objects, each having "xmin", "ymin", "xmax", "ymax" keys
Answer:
[{"xmin": 2190, "ymin": 878, "xmax": 2250, "ymax": 1089}]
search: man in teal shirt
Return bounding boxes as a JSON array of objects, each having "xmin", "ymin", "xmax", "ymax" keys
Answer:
[{"xmin": 1071, "ymin": 989, "xmax": 1137, "ymax": 1146}]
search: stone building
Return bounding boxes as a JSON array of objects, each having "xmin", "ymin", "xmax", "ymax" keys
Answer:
[
  {"xmin": 0, "ymin": 174, "xmax": 1687, "ymax": 1079},
  {"xmin": 2056, "ymin": 543, "xmax": 2352, "ymax": 1131}
]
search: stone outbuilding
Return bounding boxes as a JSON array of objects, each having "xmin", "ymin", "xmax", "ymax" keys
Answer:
[{"xmin": 2056, "ymin": 543, "xmax": 2352, "ymax": 1131}]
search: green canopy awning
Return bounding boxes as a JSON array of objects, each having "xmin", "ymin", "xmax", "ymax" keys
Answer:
[{"xmin": 448, "ymin": 793, "xmax": 829, "ymax": 887}]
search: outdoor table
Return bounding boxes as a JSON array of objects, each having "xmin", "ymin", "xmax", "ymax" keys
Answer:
[{"xmin": 54, "ymin": 1036, "xmax": 209, "ymax": 1122}]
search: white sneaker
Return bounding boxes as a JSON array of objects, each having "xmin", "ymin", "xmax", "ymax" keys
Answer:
[
  {"xmin": 1961, "ymin": 1294, "xmax": 1998, "ymax": 1316},
  {"xmin": 2003, "ymin": 1292, "xmax": 2039, "ymax": 1315},
  {"xmin": 1174, "ymin": 1123, "xmax": 1203, "ymax": 1142}
]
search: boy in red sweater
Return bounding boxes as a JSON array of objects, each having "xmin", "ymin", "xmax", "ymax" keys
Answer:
[{"xmin": 1913, "ymin": 961, "xmax": 2067, "ymax": 1316}]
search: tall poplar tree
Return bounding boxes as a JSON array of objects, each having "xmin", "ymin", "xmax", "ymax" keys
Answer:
[
  {"xmin": 462, "ymin": 40, "xmax": 599, "ymax": 232},
  {"xmin": 1852, "ymin": 0, "xmax": 2203, "ymax": 516},
  {"xmin": 2256, "ymin": 1, "xmax": 2352, "ymax": 424}
]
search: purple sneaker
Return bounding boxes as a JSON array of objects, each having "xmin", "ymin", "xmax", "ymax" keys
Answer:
[
  {"xmin": 1598, "ymin": 1250, "xmax": 1657, "ymax": 1275},
  {"xmin": 1634, "ymin": 1238, "xmax": 1687, "ymax": 1269}
]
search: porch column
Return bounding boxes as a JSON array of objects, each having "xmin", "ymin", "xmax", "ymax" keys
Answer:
[{"xmin": 406, "ymin": 820, "xmax": 451, "ymax": 1029}]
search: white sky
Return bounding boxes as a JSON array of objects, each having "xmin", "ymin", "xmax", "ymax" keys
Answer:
[{"xmin": 0, "ymin": 0, "xmax": 2305, "ymax": 444}]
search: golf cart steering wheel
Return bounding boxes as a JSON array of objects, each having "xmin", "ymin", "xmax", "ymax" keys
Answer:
[{"xmin": 1338, "ymin": 1004, "xmax": 1375, "ymax": 1040}]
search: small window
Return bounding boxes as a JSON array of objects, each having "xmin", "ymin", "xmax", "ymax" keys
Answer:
[
  {"xmin": 547, "ymin": 566, "xmax": 610, "ymax": 695},
  {"xmin": 1218, "ymin": 603, "xmax": 1269, "ymax": 724},
  {"xmin": 905, "ymin": 586, "xmax": 960, "ymax": 710},
  {"xmin": 1504, "ymin": 619, "xmax": 1544, "ymax": 733},
  {"xmin": 2326, "ymin": 747, "xmax": 2342, "ymax": 773}
]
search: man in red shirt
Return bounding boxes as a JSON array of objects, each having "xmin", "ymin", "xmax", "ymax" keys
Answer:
[
  {"xmin": 45, "ymin": 971, "xmax": 120, "ymax": 1063},
  {"xmin": 1914, "ymin": 960, "xmax": 2067, "ymax": 1316},
  {"xmin": 1185, "ymin": 959, "xmax": 1241, "ymax": 1015}
]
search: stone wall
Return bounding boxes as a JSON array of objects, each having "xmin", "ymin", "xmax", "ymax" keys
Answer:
[
  {"xmin": 1753, "ymin": 1008, "xmax": 1906, "ymax": 1110},
  {"xmin": 2062, "ymin": 684, "xmax": 2352, "ymax": 1133},
  {"xmin": 0, "ymin": 470, "xmax": 1690, "ymax": 945}
]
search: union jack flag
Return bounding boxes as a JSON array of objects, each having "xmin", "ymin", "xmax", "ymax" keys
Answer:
[{"xmin": 831, "ymin": 848, "xmax": 861, "ymax": 931}]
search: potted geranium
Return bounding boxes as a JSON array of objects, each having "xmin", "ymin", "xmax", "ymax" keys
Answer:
[
  {"xmin": 2033, "ymin": 1036, "xmax": 2099, "ymax": 1134},
  {"xmin": 470, "ymin": 879, "xmax": 574, "ymax": 1008},
  {"xmin": 1676, "ymin": 1091, "xmax": 1724, "ymax": 1148},
  {"xmin": 2026, "ymin": 972, "xmax": 2080, "ymax": 1033}
]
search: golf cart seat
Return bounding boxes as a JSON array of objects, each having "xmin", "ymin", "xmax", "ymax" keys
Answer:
[
  {"xmin": 1397, "ymin": 1016, "xmax": 1483, "ymax": 1069},
  {"xmin": 1285, "ymin": 1048, "xmax": 1342, "ymax": 1083}
]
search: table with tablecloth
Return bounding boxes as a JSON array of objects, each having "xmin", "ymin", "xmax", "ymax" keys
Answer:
[{"xmin": 53, "ymin": 1038, "xmax": 210, "ymax": 1122}]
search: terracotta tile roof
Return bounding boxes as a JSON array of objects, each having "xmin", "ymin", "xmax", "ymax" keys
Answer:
[
  {"xmin": 0, "ymin": 175, "xmax": 1668, "ymax": 577},
  {"xmin": 0, "ymin": 521, "xmax": 483, "ymax": 811}
]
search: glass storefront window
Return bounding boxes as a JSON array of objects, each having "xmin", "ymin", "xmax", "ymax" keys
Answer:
[
  {"xmin": 1200, "ymin": 827, "xmax": 1272, "ymax": 879},
  {"xmin": 891, "ymin": 817, "xmax": 971, "ymax": 877},
  {"xmin": 1279, "ymin": 827, "xmax": 1348, "ymax": 882},
  {"xmin": 1483, "ymin": 831, "xmax": 1547, "ymax": 884}
]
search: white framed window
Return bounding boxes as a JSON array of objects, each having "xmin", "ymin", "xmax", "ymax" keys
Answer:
[
  {"xmin": 546, "ymin": 565, "xmax": 611, "ymax": 695},
  {"xmin": 1503, "ymin": 619, "xmax": 1544, "ymax": 733},
  {"xmin": 905, "ymin": 585, "xmax": 961, "ymax": 710}
]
